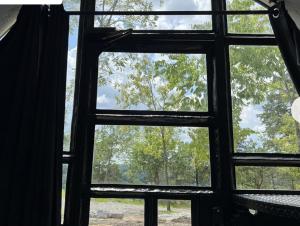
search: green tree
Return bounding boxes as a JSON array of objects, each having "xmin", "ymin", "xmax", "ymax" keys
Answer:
[
  {"xmin": 229, "ymin": 0, "xmax": 300, "ymax": 189},
  {"xmin": 93, "ymin": 125, "xmax": 134, "ymax": 183}
]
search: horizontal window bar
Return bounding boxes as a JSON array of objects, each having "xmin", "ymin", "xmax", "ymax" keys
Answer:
[
  {"xmin": 92, "ymin": 114, "xmax": 213, "ymax": 127},
  {"xmin": 67, "ymin": 10, "xmax": 271, "ymax": 16},
  {"xmin": 233, "ymin": 155, "xmax": 300, "ymax": 167},
  {"xmin": 62, "ymin": 152, "xmax": 75, "ymax": 163},
  {"xmin": 129, "ymin": 30, "xmax": 214, "ymax": 34},
  {"xmin": 234, "ymin": 153, "xmax": 300, "ymax": 158},
  {"xmin": 89, "ymin": 32, "xmax": 277, "ymax": 45},
  {"xmin": 225, "ymin": 35, "xmax": 277, "ymax": 45},
  {"xmin": 90, "ymin": 184, "xmax": 211, "ymax": 191},
  {"xmin": 89, "ymin": 34, "xmax": 214, "ymax": 53},
  {"xmin": 95, "ymin": 109, "xmax": 212, "ymax": 117},
  {"xmin": 89, "ymin": 187, "xmax": 213, "ymax": 199},
  {"xmin": 88, "ymin": 32, "xmax": 215, "ymax": 40}
]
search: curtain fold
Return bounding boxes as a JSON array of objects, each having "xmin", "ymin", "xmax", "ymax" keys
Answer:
[
  {"xmin": 0, "ymin": 5, "xmax": 68, "ymax": 226},
  {"xmin": 269, "ymin": 3, "xmax": 300, "ymax": 95}
]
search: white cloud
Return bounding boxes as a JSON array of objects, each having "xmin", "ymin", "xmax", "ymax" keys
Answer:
[
  {"xmin": 97, "ymin": 94, "xmax": 110, "ymax": 105},
  {"xmin": 240, "ymin": 105, "xmax": 265, "ymax": 132}
]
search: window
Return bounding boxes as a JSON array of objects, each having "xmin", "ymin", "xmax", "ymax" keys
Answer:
[{"xmin": 61, "ymin": 0, "xmax": 300, "ymax": 226}]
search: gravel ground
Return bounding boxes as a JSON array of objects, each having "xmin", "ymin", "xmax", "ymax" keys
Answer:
[{"xmin": 89, "ymin": 200, "xmax": 191, "ymax": 226}]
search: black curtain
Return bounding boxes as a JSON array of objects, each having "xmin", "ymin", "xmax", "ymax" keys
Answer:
[
  {"xmin": 269, "ymin": 3, "xmax": 300, "ymax": 95},
  {"xmin": 0, "ymin": 5, "xmax": 68, "ymax": 226}
]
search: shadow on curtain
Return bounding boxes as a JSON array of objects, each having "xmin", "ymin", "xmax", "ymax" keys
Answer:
[
  {"xmin": 269, "ymin": 2, "xmax": 300, "ymax": 95},
  {"xmin": 0, "ymin": 5, "xmax": 68, "ymax": 226}
]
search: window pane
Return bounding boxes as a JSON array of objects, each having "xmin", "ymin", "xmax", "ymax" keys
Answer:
[
  {"xmin": 227, "ymin": 15, "xmax": 273, "ymax": 34},
  {"xmin": 226, "ymin": 0, "xmax": 265, "ymax": 10},
  {"xmin": 97, "ymin": 53, "xmax": 208, "ymax": 111},
  {"xmin": 236, "ymin": 166, "xmax": 300, "ymax": 190},
  {"xmin": 89, "ymin": 198, "xmax": 144, "ymax": 226},
  {"xmin": 63, "ymin": 15, "xmax": 79, "ymax": 151},
  {"xmin": 95, "ymin": 15, "xmax": 212, "ymax": 30},
  {"xmin": 63, "ymin": 0, "xmax": 80, "ymax": 11},
  {"xmin": 230, "ymin": 46, "xmax": 299, "ymax": 154},
  {"xmin": 158, "ymin": 199, "xmax": 191, "ymax": 226},
  {"xmin": 226, "ymin": 0, "xmax": 272, "ymax": 34},
  {"xmin": 92, "ymin": 125, "xmax": 211, "ymax": 186},
  {"xmin": 61, "ymin": 164, "xmax": 68, "ymax": 224},
  {"xmin": 94, "ymin": 0, "xmax": 212, "ymax": 30},
  {"xmin": 95, "ymin": 0, "xmax": 211, "ymax": 11}
]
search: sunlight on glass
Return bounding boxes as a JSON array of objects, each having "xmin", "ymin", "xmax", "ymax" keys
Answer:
[
  {"xmin": 230, "ymin": 46, "xmax": 299, "ymax": 154},
  {"xmin": 97, "ymin": 52, "xmax": 208, "ymax": 111},
  {"xmin": 158, "ymin": 199, "xmax": 191, "ymax": 226},
  {"xmin": 63, "ymin": 15, "xmax": 79, "ymax": 151},
  {"xmin": 89, "ymin": 198, "xmax": 144, "ymax": 226},
  {"xmin": 61, "ymin": 164, "xmax": 68, "ymax": 224},
  {"xmin": 236, "ymin": 166, "xmax": 300, "ymax": 190},
  {"xmin": 92, "ymin": 125, "xmax": 211, "ymax": 186},
  {"xmin": 94, "ymin": 0, "xmax": 212, "ymax": 30}
]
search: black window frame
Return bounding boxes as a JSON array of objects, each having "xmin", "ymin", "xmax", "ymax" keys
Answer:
[{"xmin": 61, "ymin": 1, "xmax": 300, "ymax": 226}]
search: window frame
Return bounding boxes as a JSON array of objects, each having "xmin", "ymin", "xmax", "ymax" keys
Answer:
[
  {"xmin": 60, "ymin": 1, "xmax": 300, "ymax": 226},
  {"xmin": 68, "ymin": 32, "xmax": 219, "ymax": 226}
]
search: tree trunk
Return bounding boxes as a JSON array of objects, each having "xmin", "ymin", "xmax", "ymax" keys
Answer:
[
  {"xmin": 154, "ymin": 170, "xmax": 160, "ymax": 185},
  {"xmin": 167, "ymin": 201, "xmax": 171, "ymax": 212},
  {"xmin": 294, "ymin": 121, "xmax": 300, "ymax": 153},
  {"xmin": 195, "ymin": 169, "xmax": 199, "ymax": 186},
  {"xmin": 160, "ymin": 127, "xmax": 171, "ymax": 211}
]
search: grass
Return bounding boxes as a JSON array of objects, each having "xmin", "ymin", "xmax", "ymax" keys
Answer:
[{"xmin": 92, "ymin": 198, "xmax": 144, "ymax": 206}]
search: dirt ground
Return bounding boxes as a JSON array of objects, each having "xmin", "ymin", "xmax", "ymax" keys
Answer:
[{"xmin": 89, "ymin": 200, "xmax": 191, "ymax": 226}]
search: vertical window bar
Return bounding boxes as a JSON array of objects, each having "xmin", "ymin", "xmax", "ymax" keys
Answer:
[
  {"xmin": 211, "ymin": 0, "xmax": 234, "ymax": 226},
  {"xmin": 81, "ymin": 50, "xmax": 99, "ymax": 226},
  {"xmin": 145, "ymin": 197, "xmax": 158, "ymax": 226},
  {"xmin": 65, "ymin": 0, "xmax": 96, "ymax": 226}
]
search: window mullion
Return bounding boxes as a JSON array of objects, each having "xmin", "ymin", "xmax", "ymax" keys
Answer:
[{"xmin": 145, "ymin": 197, "xmax": 158, "ymax": 226}]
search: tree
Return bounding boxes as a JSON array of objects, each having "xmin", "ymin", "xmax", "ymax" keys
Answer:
[
  {"xmin": 93, "ymin": 125, "xmax": 134, "ymax": 183},
  {"xmin": 228, "ymin": 0, "xmax": 300, "ymax": 189}
]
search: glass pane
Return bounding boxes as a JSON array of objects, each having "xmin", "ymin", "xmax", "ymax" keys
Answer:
[
  {"xmin": 89, "ymin": 198, "xmax": 144, "ymax": 226},
  {"xmin": 92, "ymin": 125, "xmax": 210, "ymax": 186},
  {"xmin": 63, "ymin": 15, "xmax": 79, "ymax": 151},
  {"xmin": 61, "ymin": 164, "xmax": 68, "ymax": 224},
  {"xmin": 226, "ymin": 0, "xmax": 272, "ymax": 34},
  {"xmin": 226, "ymin": 0, "xmax": 265, "ymax": 10},
  {"xmin": 236, "ymin": 166, "xmax": 300, "ymax": 190},
  {"xmin": 97, "ymin": 53, "xmax": 208, "ymax": 111},
  {"xmin": 63, "ymin": 0, "xmax": 80, "ymax": 11},
  {"xmin": 230, "ymin": 46, "xmax": 299, "ymax": 154},
  {"xmin": 94, "ymin": 0, "xmax": 212, "ymax": 30},
  {"xmin": 95, "ymin": 15, "xmax": 212, "ymax": 30},
  {"xmin": 95, "ymin": 0, "xmax": 211, "ymax": 11},
  {"xmin": 158, "ymin": 199, "xmax": 191, "ymax": 226},
  {"xmin": 227, "ymin": 15, "xmax": 273, "ymax": 34}
]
